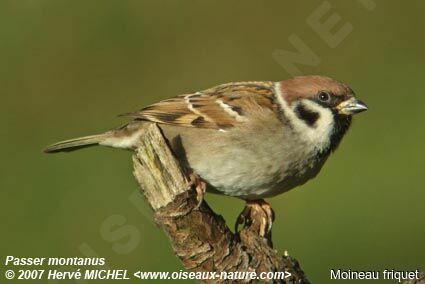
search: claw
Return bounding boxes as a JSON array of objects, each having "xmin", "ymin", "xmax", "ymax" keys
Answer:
[
  {"xmin": 188, "ymin": 173, "xmax": 206, "ymax": 209},
  {"xmin": 235, "ymin": 199, "xmax": 275, "ymax": 238}
]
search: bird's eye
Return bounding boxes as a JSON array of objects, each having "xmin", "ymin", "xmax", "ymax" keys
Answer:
[{"xmin": 317, "ymin": 91, "xmax": 331, "ymax": 103}]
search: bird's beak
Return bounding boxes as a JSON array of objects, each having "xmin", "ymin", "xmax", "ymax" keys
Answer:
[{"xmin": 336, "ymin": 97, "xmax": 368, "ymax": 115}]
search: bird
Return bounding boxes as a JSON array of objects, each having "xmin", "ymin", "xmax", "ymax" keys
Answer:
[{"xmin": 45, "ymin": 75, "xmax": 367, "ymax": 237}]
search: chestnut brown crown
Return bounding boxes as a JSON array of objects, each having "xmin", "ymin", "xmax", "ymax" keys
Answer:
[{"xmin": 279, "ymin": 75, "xmax": 367, "ymax": 115}]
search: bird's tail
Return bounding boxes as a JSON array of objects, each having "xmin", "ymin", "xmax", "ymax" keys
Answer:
[{"xmin": 44, "ymin": 133, "xmax": 110, "ymax": 153}]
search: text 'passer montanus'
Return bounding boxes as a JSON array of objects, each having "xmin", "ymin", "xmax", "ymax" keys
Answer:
[{"xmin": 45, "ymin": 75, "xmax": 367, "ymax": 236}]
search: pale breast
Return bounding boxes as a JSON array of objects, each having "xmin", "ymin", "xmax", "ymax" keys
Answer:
[{"xmin": 161, "ymin": 109, "xmax": 329, "ymax": 200}]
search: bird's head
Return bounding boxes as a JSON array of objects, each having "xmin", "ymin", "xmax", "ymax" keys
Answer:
[
  {"xmin": 279, "ymin": 75, "xmax": 367, "ymax": 117},
  {"xmin": 277, "ymin": 75, "xmax": 368, "ymax": 152}
]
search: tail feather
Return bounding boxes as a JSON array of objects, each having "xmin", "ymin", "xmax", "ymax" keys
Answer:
[{"xmin": 44, "ymin": 133, "xmax": 109, "ymax": 153}]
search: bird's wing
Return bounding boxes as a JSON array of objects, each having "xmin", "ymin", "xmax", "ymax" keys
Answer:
[{"xmin": 122, "ymin": 81, "xmax": 278, "ymax": 129}]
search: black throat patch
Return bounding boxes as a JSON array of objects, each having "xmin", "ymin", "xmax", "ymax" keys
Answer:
[
  {"xmin": 294, "ymin": 103, "xmax": 320, "ymax": 127},
  {"xmin": 329, "ymin": 114, "xmax": 352, "ymax": 152}
]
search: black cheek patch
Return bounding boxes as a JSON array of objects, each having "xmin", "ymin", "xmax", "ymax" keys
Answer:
[{"xmin": 294, "ymin": 104, "xmax": 320, "ymax": 127}]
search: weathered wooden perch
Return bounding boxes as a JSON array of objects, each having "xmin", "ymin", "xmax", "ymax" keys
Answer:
[
  {"xmin": 403, "ymin": 272, "xmax": 425, "ymax": 284},
  {"xmin": 132, "ymin": 124, "xmax": 309, "ymax": 283}
]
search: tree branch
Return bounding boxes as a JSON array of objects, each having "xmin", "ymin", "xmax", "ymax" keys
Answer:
[{"xmin": 132, "ymin": 123, "xmax": 309, "ymax": 283}]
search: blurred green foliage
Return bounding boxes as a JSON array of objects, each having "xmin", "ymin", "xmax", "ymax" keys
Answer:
[{"xmin": 0, "ymin": 1, "xmax": 424, "ymax": 283}]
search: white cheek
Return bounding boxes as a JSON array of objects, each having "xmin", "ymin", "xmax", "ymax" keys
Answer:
[
  {"xmin": 274, "ymin": 82, "xmax": 334, "ymax": 151},
  {"xmin": 300, "ymin": 100, "xmax": 334, "ymax": 146}
]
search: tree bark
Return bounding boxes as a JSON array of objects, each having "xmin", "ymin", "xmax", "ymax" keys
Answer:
[
  {"xmin": 404, "ymin": 272, "xmax": 425, "ymax": 284},
  {"xmin": 132, "ymin": 123, "xmax": 309, "ymax": 283}
]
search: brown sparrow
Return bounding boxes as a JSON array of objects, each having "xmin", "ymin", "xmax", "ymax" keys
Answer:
[{"xmin": 45, "ymin": 75, "xmax": 367, "ymax": 236}]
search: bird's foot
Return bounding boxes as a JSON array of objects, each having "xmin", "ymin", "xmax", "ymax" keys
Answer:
[
  {"xmin": 235, "ymin": 199, "xmax": 275, "ymax": 238},
  {"xmin": 188, "ymin": 173, "xmax": 206, "ymax": 209}
]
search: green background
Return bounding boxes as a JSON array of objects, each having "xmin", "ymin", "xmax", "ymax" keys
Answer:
[{"xmin": 1, "ymin": 1, "xmax": 424, "ymax": 283}]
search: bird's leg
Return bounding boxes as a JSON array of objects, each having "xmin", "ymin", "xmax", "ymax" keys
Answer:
[
  {"xmin": 188, "ymin": 172, "xmax": 206, "ymax": 209},
  {"xmin": 235, "ymin": 199, "xmax": 275, "ymax": 238}
]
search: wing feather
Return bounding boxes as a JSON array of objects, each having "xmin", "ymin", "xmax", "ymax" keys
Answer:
[{"xmin": 123, "ymin": 81, "xmax": 278, "ymax": 129}]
